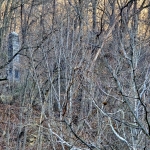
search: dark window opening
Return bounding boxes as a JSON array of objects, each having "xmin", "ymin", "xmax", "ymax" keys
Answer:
[
  {"xmin": 9, "ymin": 69, "xmax": 12, "ymax": 75},
  {"xmin": 15, "ymin": 69, "xmax": 19, "ymax": 79},
  {"xmin": 8, "ymin": 45, "xmax": 13, "ymax": 59}
]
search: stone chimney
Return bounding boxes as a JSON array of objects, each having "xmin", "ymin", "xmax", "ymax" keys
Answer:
[{"xmin": 8, "ymin": 32, "xmax": 20, "ymax": 81}]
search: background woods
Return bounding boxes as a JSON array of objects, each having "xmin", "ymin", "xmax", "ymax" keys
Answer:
[{"xmin": 0, "ymin": 0, "xmax": 150, "ymax": 149}]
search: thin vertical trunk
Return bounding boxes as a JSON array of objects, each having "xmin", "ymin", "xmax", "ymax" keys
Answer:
[{"xmin": 92, "ymin": 0, "xmax": 97, "ymax": 31}]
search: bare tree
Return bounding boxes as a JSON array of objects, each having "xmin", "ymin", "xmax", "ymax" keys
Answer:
[{"xmin": 0, "ymin": 0, "xmax": 150, "ymax": 150}]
